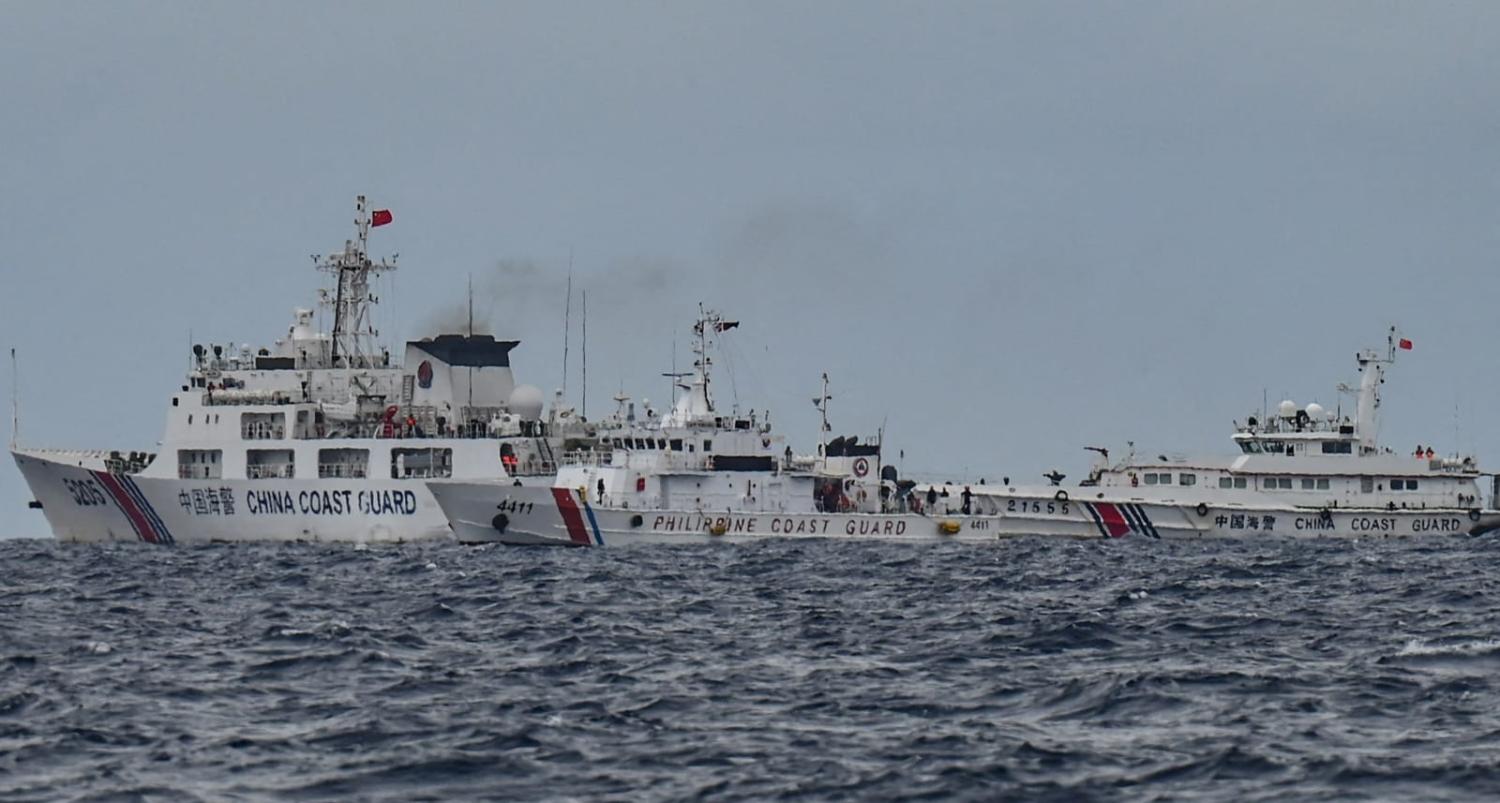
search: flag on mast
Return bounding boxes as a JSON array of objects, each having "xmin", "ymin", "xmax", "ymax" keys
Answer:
[
  {"xmin": 1399, "ymin": 338, "xmax": 1413, "ymax": 350},
  {"xmin": 370, "ymin": 209, "xmax": 393, "ymax": 227}
]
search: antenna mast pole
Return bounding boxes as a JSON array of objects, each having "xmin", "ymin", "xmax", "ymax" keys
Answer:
[
  {"xmin": 9, "ymin": 348, "xmax": 17, "ymax": 449},
  {"xmin": 697, "ymin": 302, "xmax": 712, "ymax": 411},
  {"xmin": 562, "ymin": 265, "xmax": 572, "ymax": 402},
  {"xmin": 815, "ymin": 372, "xmax": 831, "ymax": 470},
  {"xmin": 467, "ymin": 273, "xmax": 474, "ymax": 410},
  {"xmin": 582, "ymin": 289, "xmax": 588, "ymax": 420}
]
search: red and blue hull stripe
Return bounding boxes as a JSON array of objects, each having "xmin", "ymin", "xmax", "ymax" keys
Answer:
[
  {"xmin": 1084, "ymin": 501, "xmax": 1159, "ymax": 539},
  {"xmin": 550, "ymin": 487, "xmax": 604, "ymax": 546},
  {"xmin": 92, "ymin": 471, "xmax": 175, "ymax": 545}
]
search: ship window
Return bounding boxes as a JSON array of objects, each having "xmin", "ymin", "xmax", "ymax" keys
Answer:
[
  {"xmin": 1264, "ymin": 478, "xmax": 1277, "ymax": 489},
  {"xmin": 1317, "ymin": 478, "xmax": 1329, "ymax": 490},
  {"xmin": 1179, "ymin": 474, "xmax": 1196, "ymax": 486},
  {"xmin": 1322, "ymin": 441, "xmax": 1353, "ymax": 454},
  {"xmin": 1361, "ymin": 477, "xmax": 1375, "ymax": 493},
  {"xmin": 246, "ymin": 449, "xmax": 295, "ymax": 479},
  {"xmin": 1301, "ymin": 478, "xmax": 1315, "ymax": 490},
  {"xmin": 241, "ymin": 412, "xmax": 286, "ymax": 440},
  {"xmin": 1407, "ymin": 479, "xmax": 1418, "ymax": 490},
  {"xmin": 670, "ymin": 439, "xmax": 683, "ymax": 451},
  {"xmin": 318, "ymin": 448, "xmax": 369, "ymax": 479},
  {"xmin": 177, "ymin": 449, "xmax": 223, "ymax": 480},
  {"xmin": 1233, "ymin": 477, "xmax": 1247, "ymax": 489},
  {"xmin": 390, "ymin": 447, "xmax": 453, "ymax": 479},
  {"xmin": 1278, "ymin": 478, "xmax": 1292, "ymax": 489},
  {"xmin": 1391, "ymin": 479, "xmax": 1404, "ymax": 490},
  {"xmin": 1144, "ymin": 474, "xmax": 1158, "ymax": 486},
  {"xmin": 1219, "ymin": 477, "xmax": 1233, "ymax": 489}
]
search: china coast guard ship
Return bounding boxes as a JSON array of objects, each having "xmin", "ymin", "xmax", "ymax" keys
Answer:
[
  {"xmin": 1044, "ymin": 330, "xmax": 1500, "ymax": 538},
  {"xmin": 430, "ymin": 324, "xmax": 1500, "ymax": 545},
  {"xmin": 917, "ymin": 329, "xmax": 1500, "ymax": 540},
  {"xmin": 13, "ymin": 197, "xmax": 581, "ymax": 543}
]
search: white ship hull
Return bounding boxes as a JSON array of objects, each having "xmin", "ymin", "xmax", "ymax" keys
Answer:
[
  {"xmin": 429, "ymin": 482, "xmax": 1500, "ymax": 546},
  {"xmin": 14, "ymin": 448, "xmax": 537, "ymax": 544}
]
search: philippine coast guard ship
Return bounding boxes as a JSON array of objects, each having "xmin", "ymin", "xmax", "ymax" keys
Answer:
[
  {"xmin": 426, "ymin": 307, "xmax": 965, "ymax": 546},
  {"xmin": 431, "ymin": 325, "xmax": 1500, "ymax": 545},
  {"xmin": 13, "ymin": 197, "xmax": 579, "ymax": 543}
]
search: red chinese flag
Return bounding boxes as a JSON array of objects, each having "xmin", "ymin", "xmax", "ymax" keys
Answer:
[
  {"xmin": 370, "ymin": 209, "xmax": 393, "ymax": 227},
  {"xmin": 1398, "ymin": 338, "xmax": 1413, "ymax": 350}
]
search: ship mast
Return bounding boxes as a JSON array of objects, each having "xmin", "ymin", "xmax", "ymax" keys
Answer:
[
  {"xmin": 663, "ymin": 304, "xmax": 725, "ymax": 427},
  {"xmin": 694, "ymin": 302, "xmax": 715, "ymax": 414},
  {"xmin": 8, "ymin": 348, "xmax": 17, "ymax": 449},
  {"xmin": 315, "ymin": 196, "xmax": 397, "ymax": 369},
  {"xmin": 1352, "ymin": 326, "xmax": 1399, "ymax": 454},
  {"xmin": 813, "ymin": 372, "xmax": 831, "ymax": 469}
]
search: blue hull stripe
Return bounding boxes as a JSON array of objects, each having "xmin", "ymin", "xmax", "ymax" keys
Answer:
[
  {"xmin": 582, "ymin": 503, "xmax": 605, "ymax": 546},
  {"xmin": 1083, "ymin": 503, "xmax": 1109, "ymax": 539}
]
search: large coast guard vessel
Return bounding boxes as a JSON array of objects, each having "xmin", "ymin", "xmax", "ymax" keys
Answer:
[
  {"xmin": 891, "ymin": 330, "xmax": 1500, "ymax": 541},
  {"xmin": 427, "ymin": 307, "xmax": 932, "ymax": 546},
  {"xmin": 430, "ymin": 325, "xmax": 1500, "ymax": 545},
  {"xmin": 13, "ymin": 197, "xmax": 583, "ymax": 543},
  {"xmin": 1039, "ymin": 330, "xmax": 1500, "ymax": 538}
]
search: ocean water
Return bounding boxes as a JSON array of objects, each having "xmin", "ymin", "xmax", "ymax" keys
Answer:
[{"xmin": 3, "ymin": 537, "xmax": 1500, "ymax": 801}]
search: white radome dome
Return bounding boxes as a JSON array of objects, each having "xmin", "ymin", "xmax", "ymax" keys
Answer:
[
  {"xmin": 1278, "ymin": 400, "xmax": 1297, "ymax": 418},
  {"xmin": 508, "ymin": 385, "xmax": 545, "ymax": 421},
  {"xmin": 1305, "ymin": 402, "xmax": 1325, "ymax": 420}
]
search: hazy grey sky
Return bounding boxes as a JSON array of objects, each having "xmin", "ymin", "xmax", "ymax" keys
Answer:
[{"xmin": 3, "ymin": 2, "xmax": 1499, "ymax": 536}]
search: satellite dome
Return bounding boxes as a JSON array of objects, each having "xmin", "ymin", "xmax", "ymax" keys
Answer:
[
  {"xmin": 1305, "ymin": 402, "xmax": 1325, "ymax": 420},
  {"xmin": 508, "ymin": 385, "xmax": 544, "ymax": 421},
  {"xmin": 1277, "ymin": 400, "xmax": 1297, "ymax": 418}
]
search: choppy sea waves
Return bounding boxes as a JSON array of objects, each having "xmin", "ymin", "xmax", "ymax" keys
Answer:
[{"xmin": 3, "ymin": 536, "xmax": 1500, "ymax": 801}]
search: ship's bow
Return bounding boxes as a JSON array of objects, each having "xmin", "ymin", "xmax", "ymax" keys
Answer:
[{"xmin": 427, "ymin": 481, "xmax": 587, "ymax": 546}]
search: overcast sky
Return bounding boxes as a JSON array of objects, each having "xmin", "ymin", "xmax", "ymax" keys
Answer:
[{"xmin": 3, "ymin": 2, "xmax": 1499, "ymax": 536}]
